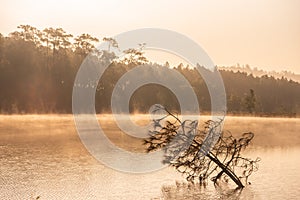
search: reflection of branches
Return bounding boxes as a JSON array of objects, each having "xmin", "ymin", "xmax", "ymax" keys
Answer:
[
  {"xmin": 144, "ymin": 105, "xmax": 260, "ymax": 188},
  {"xmin": 161, "ymin": 182, "xmax": 248, "ymax": 200}
]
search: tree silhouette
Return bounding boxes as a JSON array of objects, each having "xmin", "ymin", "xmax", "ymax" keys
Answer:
[
  {"xmin": 74, "ymin": 33, "xmax": 99, "ymax": 57},
  {"xmin": 0, "ymin": 25, "xmax": 300, "ymax": 115},
  {"xmin": 103, "ymin": 37, "xmax": 119, "ymax": 52},
  {"xmin": 244, "ymin": 89, "xmax": 256, "ymax": 114},
  {"xmin": 144, "ymin": 106, "xmax": 260, "ymax": 188}
]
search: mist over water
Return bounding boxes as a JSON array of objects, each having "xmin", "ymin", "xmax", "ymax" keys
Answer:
[{"xmin": 0, "ymin": 115, "xmax": 299, "ymax": 199}]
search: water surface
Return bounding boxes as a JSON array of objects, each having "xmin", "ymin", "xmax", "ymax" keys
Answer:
[{"xmin": 0, "ymin": 115, "xmax": 299, "ymax": 199}]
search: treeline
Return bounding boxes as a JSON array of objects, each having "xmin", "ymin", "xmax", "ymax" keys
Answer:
[
  {"xmin": 0, "ymin": 25, "xmax": 299, "ymax": 116},
  {"xmin": 218, "ymin": 64, "xmax": 300, "ymax": 83}
]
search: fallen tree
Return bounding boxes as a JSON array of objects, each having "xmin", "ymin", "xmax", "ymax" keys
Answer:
[{"xmin": 144, "ymin": 106, "xmax": 260, "ymax": 188}]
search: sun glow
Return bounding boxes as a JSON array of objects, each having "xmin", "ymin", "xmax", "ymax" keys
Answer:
[{"xmin": 1, "ymin": 0, "xmax": 300, "ymax": 73}]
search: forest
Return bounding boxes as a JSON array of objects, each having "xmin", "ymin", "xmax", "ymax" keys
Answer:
[{"xmin": 0, "ymin": 25, "xmax": 299, "ymax": 116}]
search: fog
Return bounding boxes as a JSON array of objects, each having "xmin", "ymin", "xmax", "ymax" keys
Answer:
[{"xmin": 0, "ymin": 115, "xmax": 299, "ymax": 199}]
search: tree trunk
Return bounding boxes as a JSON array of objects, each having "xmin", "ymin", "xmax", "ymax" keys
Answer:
[{"xmin": 206, "ymin": 153, "xmax": 244, "ymax": 188}]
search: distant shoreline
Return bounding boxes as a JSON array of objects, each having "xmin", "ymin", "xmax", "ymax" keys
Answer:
[{"xmin": 0, "ymin": 112, "xmax": 299, "ymax": 119}]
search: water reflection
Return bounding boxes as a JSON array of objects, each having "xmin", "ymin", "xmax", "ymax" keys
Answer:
[
  {"xmin": 160, "ymin": 182, "xmax": 257, "ymax": 200},
  {"xmin": 0, "ymin": 115, "xmax": 299, "ymax": 199}
]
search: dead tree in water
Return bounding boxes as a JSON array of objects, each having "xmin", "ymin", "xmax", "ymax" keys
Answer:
[{"xmin": 144, "ymin": 106, "xmax": 260, "ymax": 188}]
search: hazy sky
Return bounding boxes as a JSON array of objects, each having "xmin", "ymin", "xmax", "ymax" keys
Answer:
[{"xmin": 1, "ymin": 0, "xmax": 300, "ymax": 73}]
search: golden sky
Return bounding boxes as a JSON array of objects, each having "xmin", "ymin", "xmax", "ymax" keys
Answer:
[{"xmin": 1, "ymin": 0, "xmax": 300, "ymax": 73}]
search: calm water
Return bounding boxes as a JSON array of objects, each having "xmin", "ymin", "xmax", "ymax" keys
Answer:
[{"xmin": 0, "ymin": 115, "xmax": 299, "ymax": 199}]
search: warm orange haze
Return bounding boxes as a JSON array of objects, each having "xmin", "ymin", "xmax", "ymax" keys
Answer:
[
  {"xmin": 1, "ymin": 0, "xmax": 300, "ymax": 73},
  {"xmin": 0, "ymin": 0, "xmax": 299, "ymax": 199}
]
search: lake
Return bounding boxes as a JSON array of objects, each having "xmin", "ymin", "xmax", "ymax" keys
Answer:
[{"xmin": 0, "ymin": 115, "xmax": 299, "ymax": 199}]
